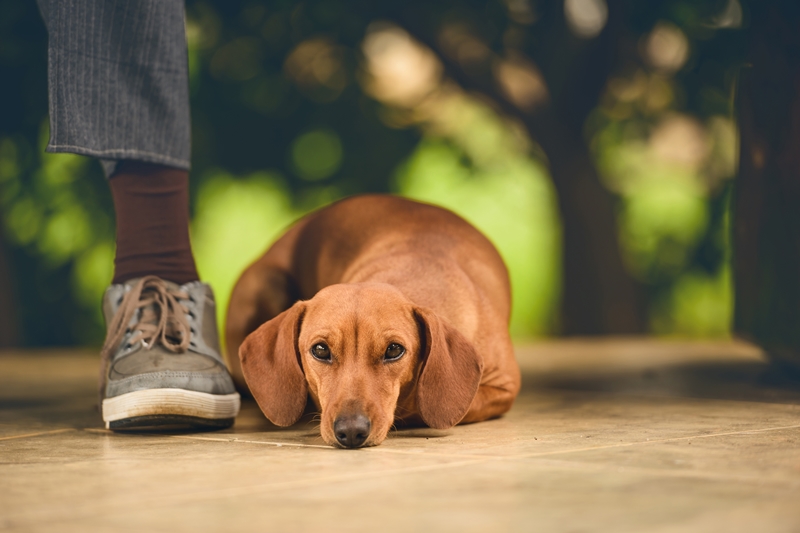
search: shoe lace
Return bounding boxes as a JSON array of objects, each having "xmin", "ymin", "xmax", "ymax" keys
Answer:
[{"xmin": 100, "ymin": 276, "xmax": 192, "ymax": 370}]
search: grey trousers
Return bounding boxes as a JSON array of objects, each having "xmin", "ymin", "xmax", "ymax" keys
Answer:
[{"xmin": 37, "ymin": 0, "xmax": 191, "ymax": 175}]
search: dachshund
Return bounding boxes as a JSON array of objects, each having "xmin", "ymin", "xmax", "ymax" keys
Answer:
[{"xmin": 225, "ymin": 195, "xmax": 520, "ymax": 448}]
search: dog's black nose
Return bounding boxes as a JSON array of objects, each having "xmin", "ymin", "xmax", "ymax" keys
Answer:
[{"xmin": 334, "ymin": 414, "xmax": 371, "ymax": 448}]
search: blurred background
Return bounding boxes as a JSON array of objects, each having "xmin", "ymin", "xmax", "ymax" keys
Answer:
[{"xmin": 0, "ymin": 0, "xmax": 746, "ymax": 347}]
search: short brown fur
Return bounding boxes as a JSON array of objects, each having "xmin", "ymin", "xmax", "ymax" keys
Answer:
[{"xmin": 228, "ymin": 195, "xmax": 521, "ymax": 447}]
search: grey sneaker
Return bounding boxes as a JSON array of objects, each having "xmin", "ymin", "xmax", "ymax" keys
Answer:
[{"xmin": 99, "ymin": 276, "xmax": 240, "ymax": 430}]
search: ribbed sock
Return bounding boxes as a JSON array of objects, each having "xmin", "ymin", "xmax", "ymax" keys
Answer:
[{"xmin": 109, "ymin": 161, "xmax": 199, "ymax": 285}]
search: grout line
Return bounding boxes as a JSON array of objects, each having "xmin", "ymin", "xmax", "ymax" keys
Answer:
[
  {"xmin": 513, "ymin": 423, "xmax": 800, "ymax": 460},
  {"xmin": 83, "ymin": 429, "xmax": 335, "ymax": 450},
  {"xmin": 367, "ymin": 448, "xmax": 499, "ymax": 459},
  {"xmin": 169, "ymin": 434, "xmax": 332, "ymax": 449},
  {"xmin": 10, "ymin": 423, "xmax": 800, "ymax": 524},
  {"xmin": 368, "ymin": 423, "xmax": 800, "ymax": 461},
  {"xmin": 147, "ymin": 423, "xmax": 800, "ymax": 461},
  {"xmin": 15, "ymin": 426, "xmax": 800, "ymax": 528},
  {"xmin": 0, "ymin": 428, "xmax": 75, "ymax": 441},
  {"xmin": 81, "ymin": 428, "xmax": 333, "ymax": 449},
  {"xmin": 519, "ymin": 456, "xmax": 800, "ymax": 486}
]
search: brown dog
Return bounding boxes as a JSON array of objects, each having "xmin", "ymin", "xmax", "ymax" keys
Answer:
[{"xmin": 225, "ymin": 195, "xmax": 520, "ymax": 448}]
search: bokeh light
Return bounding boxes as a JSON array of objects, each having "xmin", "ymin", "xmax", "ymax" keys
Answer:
[
  {"xmin": 644, "ymin": 23, "xmax": 690, "ymax": 73},
  {"xmin": 0, "ymin": 0, "xmax": 744, "ymax": 345},
  {"xmin": 290, "ymin": 129, "xmax": 344, "ymax": 181},
  {"xmin": 564, "ymin": 0, "xmax": 608, "ymax": 39}
]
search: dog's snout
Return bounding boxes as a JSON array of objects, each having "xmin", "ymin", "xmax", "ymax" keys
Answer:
[{"xmin": 333, "ymin": 414, "xmax": 371, "ymax": 448}]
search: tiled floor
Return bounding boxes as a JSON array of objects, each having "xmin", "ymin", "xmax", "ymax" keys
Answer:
[{"xmin": 2, "ymin": 339, "xmax": 800, "ymax": 532}]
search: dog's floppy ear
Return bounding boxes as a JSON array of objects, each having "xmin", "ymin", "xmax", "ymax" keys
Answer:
[
  {"xmin": 239, "ymin": 302, "xmax": 307, "ymax": 427},
  {"xmin": 414, "ymin": 307, "xmax": 483, "ymax": 429}
]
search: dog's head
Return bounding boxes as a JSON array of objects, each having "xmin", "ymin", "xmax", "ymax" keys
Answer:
[{"xmin": 238, "ymin": 283, "xmax": 483, "ymax": 448}]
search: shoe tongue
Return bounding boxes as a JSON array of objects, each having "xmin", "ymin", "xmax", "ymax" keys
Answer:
[
  {"xmin": 102, "ymin": 279, "xmax": 159, "ymax": 318},
  {"xmin": 104, "ymin": 277, "xmax": 199, "ymax": 339},
  {"xmin": 132, "ymin": 285, "xmax": 191, "ymax": 348},
  {"xmin": 136, "ymin": 300, "xmax": 160, "ymax": 326}
]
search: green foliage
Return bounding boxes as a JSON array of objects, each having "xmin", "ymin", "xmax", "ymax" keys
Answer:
[
  {"xmin": 0, "ymin": 0, "xmax": 747, "ymax": 345},
  {"xmin": 0, "ymin": 127, "xmax": 113, "ymax": 345},
  {"xmin": 291, "ymin": 129, "xmax": 344, "ymax": 181},
  {"xmin": 191, "ymin": 171, "xmax": 313, "ymax": 332},
  {"xmin": 396, "ymin": 140, "xmax": 560, "ymax": 337},
  {"xmin": 590, "ymin": 49, "xmax": 739, "ymax": 336}
]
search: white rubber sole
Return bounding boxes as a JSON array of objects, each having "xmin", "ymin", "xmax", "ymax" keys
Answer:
[{"xmin": 102, "ymin": 388, "xmax": 241, "ymax": 428}]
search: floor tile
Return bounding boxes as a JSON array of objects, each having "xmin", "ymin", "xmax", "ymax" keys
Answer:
[
  {"xmin": 27, "ymin": 452, "xmax": 800, "ymax": 533},
  {"xmin": 1, "ymin": 429, "xmax": 478, "ymax": 530},
  {"xmin": 1, "ymin": 339, "xmax": 799, "ymax": 532}
]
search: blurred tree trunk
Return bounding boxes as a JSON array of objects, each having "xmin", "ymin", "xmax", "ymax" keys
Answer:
[
  {"xmin": 527, "ymin": 0, "xmax": 644, "ymax": 335},
  {"xmin": 0, "ymin": 227, "xmax": 19, "ymax": 347},
  {"xmin": 734, "ymin": 1, "xmax": 800, "ymax": 367},
  {"xmin": 525, "ymin": 110, "xmax": 643, "ymax": 335},
  {"xmin": 385, "ymin": 1, "xmax": 645, "ymax": 335}
]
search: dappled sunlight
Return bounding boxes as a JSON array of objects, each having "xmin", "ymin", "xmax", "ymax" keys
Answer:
[
  {"xmin": 438, "ymin": 23, "xmax": 492, "ymax": 68},
  {"xmin": 652, "ymin": 267, "xmax": 733, "ymax": 337},
  {"xmin": 493, "ymin": 54, "xmax": 549, "ymax": 112},
  {"xmin": 0, "ymin": 127, "xmax": 114, "ymax": 343},
  {"xmin": 190, "ymin": 172, "xmax": 317, "ymax": 337},
  {"xmin": 71, "ymin": 241, "xmax": 114, "ymax": 309},
  {"xmin": 604, "ymin": 71, "xmax": 674, "ymax": 117},
  {"xmin": 618, "ymin": 178, "xmax": 709, "ymax": 281},
  {"xmin": 713, "ymin": 0, "xmax": 743, "ymax": 29},
  {"xmin": 564, "ymin": 0, "xmax": 608, "ymax": 39},
  {"xmin": 592, "ymin": 39, "xmax": 738, "ymax": 336},
  {"xmin": 36, "ymin": 204, "xmax": 92, "ymax": 266},
  {"xmin": 396, "ymin": 141, "xmax": 560, "ymax": 337},
  {"xmin": 355, "ymin": 10, "xmax": 736, "ymax": 339},
  {"xmin": 643, "ymin": 22, "xmax": 689, "ymax": 73},
  {"xmin": 649, "ymin": 115, "xmax": 710, "ymax": 172},
  {"xmin": 290, "ymin": 128, "xmax": 343, "ymax": 181},
  {"xmin": 284, "ymin": 38, "xmax": 348, "ymax": 103},
  {"xmin": 504, "ymin": 0, "xmax": 537, "ymax": 25},
  {"xmin": 362, "ymin": 24, "xmax": 442, "ymax": 108},
  {"xmin": 0, "ymin": 0, "xmax": 748, "ymax": 345},
  {"xmin": 359, "ymin": 26, "xmax": 561, "ymax": 336}
]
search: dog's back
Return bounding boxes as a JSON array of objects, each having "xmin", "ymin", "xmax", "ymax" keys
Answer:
[{"xmin": 289, "ymin": 196, "xmax": 510, "ymax": 333}]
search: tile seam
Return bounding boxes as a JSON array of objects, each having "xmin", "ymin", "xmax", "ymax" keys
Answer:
[
  {"xmin": 1, "ymin": 457, "xmax": 494, "ymax": 526},
  {"xmin": 512, "ymin": 423, "xmax": 800, "ymax": 460},
  {"xmin": 160, "ymin": 423, "xmax": 800, "ymax": 461},
  {"xmin": 0, "ymin": 428, "xmax": 75, "ymax": 442}
]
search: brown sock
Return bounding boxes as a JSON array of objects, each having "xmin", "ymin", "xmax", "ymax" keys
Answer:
[{"xmin": 109, "ymin": 161, "xmax": 199, "ymax": 285}]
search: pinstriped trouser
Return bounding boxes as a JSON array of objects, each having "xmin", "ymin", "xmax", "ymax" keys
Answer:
[{"xmin": 36, "ymin": 0, "xmax": 191, "ymax": 176}]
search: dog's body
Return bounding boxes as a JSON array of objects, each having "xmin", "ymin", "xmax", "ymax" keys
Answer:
[{"xmin": 226, "ymin": 195, "xmax": 520, "ymax": 447}]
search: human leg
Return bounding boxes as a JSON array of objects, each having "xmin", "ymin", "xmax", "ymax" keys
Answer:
[
  {"xmin": 37, "ymin": 0, "xmax": 191, "ymax": 170},
  {"xmin": 109, "ymin": 162, "xmax": 198, "ymax": 285},
  {"xmin": 37, "ymin": 0, "xmax": 239, "ymax": 430}
]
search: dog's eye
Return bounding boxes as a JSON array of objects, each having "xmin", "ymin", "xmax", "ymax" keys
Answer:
[
  {"xmin": 384, "ymin": 343, "xmax": 405, "ymax": 362},
  {"xmin": 311, "ymin": 343, "xmax": 331, "ymax": 362}
]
